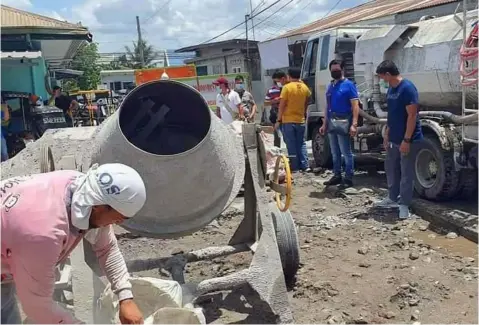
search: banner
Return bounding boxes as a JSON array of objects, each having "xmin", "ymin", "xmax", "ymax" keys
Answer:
[
  {"xmin": 135, "ymin": 65, "xmax": 197, "ymax": 85},
  {"xmin": 175, "ymin": 73, "xmax": 250, "ymax": 109}
]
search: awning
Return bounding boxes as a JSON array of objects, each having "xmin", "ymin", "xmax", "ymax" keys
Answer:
[{"xmin": 1, "ymin": 50, "xmax": 42, "ymax": 59}]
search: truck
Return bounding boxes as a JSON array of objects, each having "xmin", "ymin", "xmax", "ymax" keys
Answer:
[{"xmin": 302, "ymin": 5, "xmax": 478, "ymax": 202}]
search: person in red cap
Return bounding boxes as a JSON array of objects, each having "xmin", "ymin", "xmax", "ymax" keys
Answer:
[{"xmin": 213, "ymin": 77, "xmax": 243, "ymax": 124}]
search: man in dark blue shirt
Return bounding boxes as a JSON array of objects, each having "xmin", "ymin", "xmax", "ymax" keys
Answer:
[
  {"xmin": 320, "ymin": 60, "xmax": 360, "ymax": 188},
  {"xmin": 375, "ymin": 60, "xmax": 423, "ymax": 219}
]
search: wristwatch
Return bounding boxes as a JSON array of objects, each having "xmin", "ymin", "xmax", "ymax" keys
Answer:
[{"xmin": 403, "ymin": 138, "xmax": 412, "ymax": 143}]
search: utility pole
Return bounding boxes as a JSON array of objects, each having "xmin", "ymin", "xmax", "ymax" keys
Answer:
[
  {"xmin": 136, "ymin": 16, "xmax": 145, "ymax": 68},
  {"xmin": 249, "ymin": 0, "xmax": 255, "ymax": 40},
  {"xmin": 245, "ymin": 14, "xmax": 250, "ymax": 79}
]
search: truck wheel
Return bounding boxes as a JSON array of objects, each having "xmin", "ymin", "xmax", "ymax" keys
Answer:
[
  {"xmin": 312, "ymin": 126, "xmax": 332, "ymax": 168},
  {"xmin": 457, "ymin": 169, "xmax": 478, "ymax": 199},
  {"xmin": 414, "ymin": 135, "xmax": 459, "ymax": 201}
]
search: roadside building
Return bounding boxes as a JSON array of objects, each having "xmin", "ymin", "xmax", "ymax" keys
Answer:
[{"xmin": 1, "ymin": 5, "xmax": 91, "ymax": 99}]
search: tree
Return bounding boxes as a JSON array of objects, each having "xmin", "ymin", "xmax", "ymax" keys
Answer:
[
  {"xmin": 71, "ymin": 42, "xmax": 101, "ymax": 90},
  {"xmin": 124, "ymin": 39, "xmax": 158, "ymax": 69}
]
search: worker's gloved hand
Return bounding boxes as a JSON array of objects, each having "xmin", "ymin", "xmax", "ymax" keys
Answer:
[{"xmin": 119, "ymin": 299, "xmax": 144, "ymax": 324}]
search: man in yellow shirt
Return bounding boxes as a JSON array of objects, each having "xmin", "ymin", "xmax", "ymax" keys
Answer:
[{"xmin": 276, "ymin": 67, "xmax": 312, "ymax": 172}]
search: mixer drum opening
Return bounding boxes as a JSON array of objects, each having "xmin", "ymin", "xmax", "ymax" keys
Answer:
[{"xmin": 118, "ymin": 81, "xmax": 211, "ymax": 155}]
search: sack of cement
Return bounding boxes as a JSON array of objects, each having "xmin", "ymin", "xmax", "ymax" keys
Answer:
[{"xmin": 96, "ymin": 277, "xmax": 205, "ymax": 324}]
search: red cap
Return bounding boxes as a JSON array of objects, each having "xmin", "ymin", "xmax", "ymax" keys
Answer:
[{"xmin": 213, "ymin": 77, "xmax": 229, "ymax": 85}]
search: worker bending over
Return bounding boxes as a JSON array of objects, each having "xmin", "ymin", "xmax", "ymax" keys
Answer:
[{"xmin": 1, "ymin": 163, "xmax": 146, "ymax": 324}]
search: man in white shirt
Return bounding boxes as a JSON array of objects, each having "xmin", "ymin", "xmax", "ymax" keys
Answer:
[{"xmin": 214, "ymin": 77, "xmax": 243, "ymax": 124}]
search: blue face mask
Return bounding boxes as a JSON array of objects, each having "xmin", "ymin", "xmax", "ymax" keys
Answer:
[
  {"xmin": 216, "ymin": 86, "xmax": 222, "ymax": 94},
  {"xmin": 236, "ymin": 83, "xmax": 245, "ymax": 90}
]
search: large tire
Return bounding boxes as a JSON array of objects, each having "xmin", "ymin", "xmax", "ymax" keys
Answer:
[
  {"xmin": 414, "ymin": 135, "xmax": 459, "ymax": 201},
  {"xmin": 312, "ymin": 125, "xmax": 332, "ymax": 168},
  {"xmin": 456, "ymin": 169, "xmax": 478, "ymax": 200},
  {"xmin": 269, "ymin": 203, "xmax": 300, "ymax": 288}
]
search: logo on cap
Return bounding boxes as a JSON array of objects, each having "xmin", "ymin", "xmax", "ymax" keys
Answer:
[{"xmin": 98, "ymin": 173, "xmax": 120, "ymax": 195}]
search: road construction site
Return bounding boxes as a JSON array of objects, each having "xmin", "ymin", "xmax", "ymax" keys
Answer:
[{"xmin": 115, "ymin": 169, "xmax": 478, "ymax": 324}]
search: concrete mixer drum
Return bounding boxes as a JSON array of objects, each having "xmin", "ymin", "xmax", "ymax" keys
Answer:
[{"xmin": 39, "ymin": 80, "xmax": 300, "ymax": 323}]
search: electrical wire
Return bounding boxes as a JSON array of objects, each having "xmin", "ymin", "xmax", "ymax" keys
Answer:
[
  {"xmin": 231, "ymin": 0, "xmax": 294, "ymax": 39},
  {"xmin": 143, "ymin": 0, "xmax": 172, "ymax": 24},
  {"xmin": 198, "ymin": 0, "xmax": 284, "ymax": 44},
  {"xmin": 276, "ymin": 0, "xmax": 342, "ymax": 34}
]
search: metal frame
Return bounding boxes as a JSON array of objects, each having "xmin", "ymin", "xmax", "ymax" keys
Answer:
[{"xmin": 48, "ymin": 123, "xmax": 297, "ymax": 323}]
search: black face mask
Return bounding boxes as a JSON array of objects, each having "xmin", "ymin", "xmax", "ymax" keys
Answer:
[{"xmin": 330, "ymin": 71, "xmax": 342, "ymax": 80}]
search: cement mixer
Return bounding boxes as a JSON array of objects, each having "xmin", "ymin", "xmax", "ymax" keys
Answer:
[
  {"xmin": 304, "ymin": 1, "xmax": 478, "ymax": 201},
  {"xmin": 27, "ymin": 80, "xmax": 299, "ymax": 323}
]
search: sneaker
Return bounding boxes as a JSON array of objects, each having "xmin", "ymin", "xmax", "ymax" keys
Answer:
[
  {"xmin": 374, "ymin": 197, "xmax": 399, "ymax": 208},
  {"xmin": 399, "ymin": 204, "xmax": 411, "ymax": 219},
  {"xmin": 340, "ymin": 179, "xmax": 353, "ymax": 188},
  {"xmin": 301, "ymin": 167, "xmax": 312, "ymax": 173},
  {"xmin": 324, "ymin": 175, "xmax": 342, "ymax": 186}
]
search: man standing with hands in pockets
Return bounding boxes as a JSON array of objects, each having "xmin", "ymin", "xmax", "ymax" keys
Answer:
[{"xmin": 374, "ymin": 60, "xmax": 423, "ymax": 219}]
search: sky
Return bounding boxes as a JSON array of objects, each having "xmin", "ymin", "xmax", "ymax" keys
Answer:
[{"xmin": 2, "ymin": 0, "xmax": 368, "ymax": 53}]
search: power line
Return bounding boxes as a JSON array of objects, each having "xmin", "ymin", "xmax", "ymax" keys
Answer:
[
  {"xmin": 276, "ymin": 0, "xmax": 342, "ymax": 33},
  {"xmin": 198, "ymin": 0, "xmax": 284, "ymax": 45},
  {"xmin": 251, "ymin": 0, "xmax": 266, "ymax": 14},
  {"xmin": 143, "ymin": 0, "xmax": 172, "ymax": 24},
  {"xmin": 232, "ymin": 0, "xmax": 294, "ymax": 39}
]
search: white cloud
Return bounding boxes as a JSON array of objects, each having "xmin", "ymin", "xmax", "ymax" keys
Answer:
[
  {"xmin": 32, "ymin": 0, "xmax": 368, "ymax": 52},
  {"xmin": 2, "ymin": 0, "xmax": 32, "ymax": 9}
]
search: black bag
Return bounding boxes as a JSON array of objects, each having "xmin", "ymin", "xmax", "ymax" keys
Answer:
[
  {"xmin": 326, "ymin": 84, "xmax": 351, "ymax": 136},
  {"xmin": 328, "ymin": 115, "xmax": 351, "ymax": 136}
]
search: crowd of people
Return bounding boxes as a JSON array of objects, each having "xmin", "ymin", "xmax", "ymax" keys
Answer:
[{"xmin": 213, "ymin": 60, "xmax": 421, "ymax": 221}]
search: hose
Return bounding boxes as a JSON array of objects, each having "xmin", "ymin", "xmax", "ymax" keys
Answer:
[
  {"xmin": 358, "ymin": 109, "xmax": 387, "ymax": 124},
  {"xmin": 459, "ymin": 21, "xmax": 478, "ymax": 86},
  {"xmin": 419, "ymin": 111, "xmax": 479, "ymax": 124}
]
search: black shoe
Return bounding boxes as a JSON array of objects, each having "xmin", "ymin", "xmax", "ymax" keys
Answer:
[
  {"xmin": 324, "ymin": 175, "xmax": 342, "ymax": 186},
  {"xmin": 340, "ymin": 179, "xmax": 353, "ymax": 188}
]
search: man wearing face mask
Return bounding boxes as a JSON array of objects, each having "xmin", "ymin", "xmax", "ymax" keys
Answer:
[
  {"xmin": 1, "ymin": 163, "xmax": 146, "ymax": 324},
  {"xmin": 214, "ymin": 77, "xmax": 243, "ymax": 124},
  {"xmin": 264, "ymin": 71, "xmax": 287, "ymax": 147},
  {"xmin": 320, "ymin": 60, "xmax": 359, "ymax": 188},
  {"xmin": 374, "ymin": 60, "xmax": 423, "ymax": 219},
  {"xmin": 234, "ymin": 75, "xmax": 257, "ymax": 122}
]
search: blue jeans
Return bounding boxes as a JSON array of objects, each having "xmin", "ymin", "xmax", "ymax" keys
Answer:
[
  {"xmin": 1, "ymin": 133, "xmax": 8, "ymax": 162},
  {"xmin": 281, "ymin": 123, "xmax": 308, "ymax": 171},
  {"xmin": 1, "ymin": 283, "xmax": 21, "ymax": 324},
  {"xmin": 327, "ymin": 132, "xmax": 354, "ymax": 180}
]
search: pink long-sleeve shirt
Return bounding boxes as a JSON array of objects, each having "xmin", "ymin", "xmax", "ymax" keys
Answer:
[{"xmin": 1, "ymin": 170, "xmax": 133, "ymax": 324}]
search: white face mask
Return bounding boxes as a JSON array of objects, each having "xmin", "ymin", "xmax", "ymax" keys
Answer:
[{"xmin": 276, "ymin": 82, "xmax": 282, "ymax": 88}]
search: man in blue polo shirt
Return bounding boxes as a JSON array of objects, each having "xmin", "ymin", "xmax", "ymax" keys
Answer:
[
  {"xmin": 374, "ymin": 60, "xmax": 423, "ymax": 219},
  {"xmin": 320, "ymin": 60, "xmax": 360, "ymax": 188}
]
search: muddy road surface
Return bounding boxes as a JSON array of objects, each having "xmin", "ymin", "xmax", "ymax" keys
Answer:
[{"xmin": 118, "ymin": 171, "xmax": 478, "ymax": 324}]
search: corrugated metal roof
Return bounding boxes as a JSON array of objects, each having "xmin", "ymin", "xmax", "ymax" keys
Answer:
[
  {"xmin": 1, "ymin": 5, "xmax": 86, "ymax": 30},
  {"xmin": 1, "ymin": 51, "xmax": 42, "ymax": 59},
  {"xmin": 275, "ymin": 0, "xmax": 457, "ymax": 39}
]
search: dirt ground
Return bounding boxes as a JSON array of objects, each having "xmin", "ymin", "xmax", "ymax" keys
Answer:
[{"xmin": 118, "ymin": 171, "xmax": 478, "ymax": 324}]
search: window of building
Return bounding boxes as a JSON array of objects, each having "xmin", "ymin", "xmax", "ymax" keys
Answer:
[
  {"xmin": 114, "ymin": 81, "xmax": 122, "ymax": 90},
  {"xmin": 232, "ymin": 67, "xmax": 241, "ymax": 73},
  {"xmin": 123, "ymin": 82, "xmax": 135, "ymax": 90},
  {"xmin": 212, "ymin": 65, "xmax": 222, "ymax": 75},
  {"xmin": 196, "ymin": 65, "xmax": 208, "ymax": 76}
]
